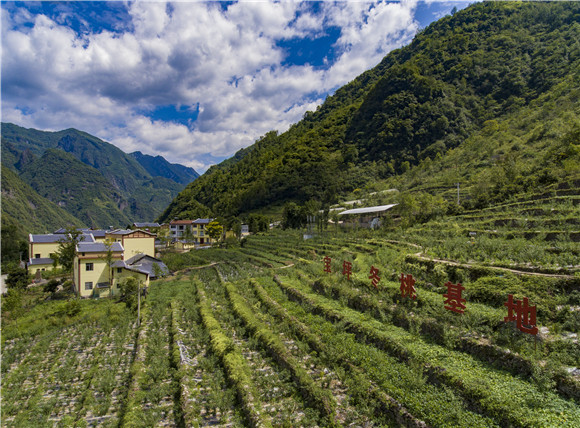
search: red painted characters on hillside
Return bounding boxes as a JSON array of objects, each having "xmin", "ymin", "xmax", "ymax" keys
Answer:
[
  {"xmin": 400, "ymin": 273, "xmax": 417, "ymax": 300},
  {"xmin": 504, "ymin": 294, "xmax": 538, "ymax": 335},
  {"xmin": 443, "ymin": 281, "xmax": 466, "ymax": 314}
]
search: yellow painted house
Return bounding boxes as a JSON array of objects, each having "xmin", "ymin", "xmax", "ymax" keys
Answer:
[
  {"xmin": 105, "ymin": 229, "xmax": 156, "ymax": 259},
  {"xmin": 28, "ymin": 232, "xmax": 95, "ymax": 275},
  {"xmin": 74, "ymin": 241, "xmax": 125, "ymax": 298},
  {"xmin": 73, "ymin": 241, "xmax": 168, "ymax": 298}
]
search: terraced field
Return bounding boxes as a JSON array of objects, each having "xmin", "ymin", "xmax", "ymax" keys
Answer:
[{"xmin": 3, "ymin": 220, "xmax": 579, "ymax": 427}]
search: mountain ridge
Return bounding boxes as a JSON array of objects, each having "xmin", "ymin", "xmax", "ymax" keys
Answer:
[
  {"xmin": 1, "ymin": 122, "xmax": 202, "ymax": 230},
  {"xmin": 158, "ymin": 1, "xmax": 580, "ymax": 222}
]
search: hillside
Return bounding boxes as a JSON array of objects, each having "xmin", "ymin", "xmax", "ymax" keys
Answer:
[
  {"xmin": 158, "ymin": 1, "xmax": 580, "ymax": 221},
  {"xmin": 1, "ymin": 166, "xmax": 85, "ymax": 234},
  {"xmin": 1, "ymin": 123, "xmax": 194, "ymax": 227},
  {"xmin": 19, "ymin": 149, "xmax": 133, "ymax": 228},
  {"xmin": 130, "ymin": 151, "xmax": 199, "ymax": 185}
]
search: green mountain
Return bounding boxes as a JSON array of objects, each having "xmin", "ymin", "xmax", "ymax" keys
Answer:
[
  {"xmin": 158, "ymin": 1, "xmax": 580, "ymax": 222},
  {"xmin": 1, "ymin": 123, "xmax": 193, "ymax": 227},
  {"xmin": 1, "ymin": 166, "xmax": 85, "ymax": 238},
  {"xmin": 130, "ymin": 151, "xmax": 199, "ymax": 185},
  {"xmin": 19, "ymin": 149, "xmax": 133, "ymax": 228}
]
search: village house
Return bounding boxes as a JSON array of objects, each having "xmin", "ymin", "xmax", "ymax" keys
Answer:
[
  {"xmin": 28, "ymin": 232, "xmax": 95, "ymax": 275},
  {"xmin": 130, "ymin": 222, "xmax": 161, "ymax": 233},
  {"xmin": 338, "ymin": 204, "xmax": 398, "ymax": 229},
  {"xmin": 28, "ymin": 227, "xmax": 164, "ymax": 298},
  {"xmin": 169, "ymin": 218, "xmax": 215, "ymax": 247},
  {"xmin": 74, "ymin": 241, "xmax": 125, "ymax": 298},
  {"xmin": 193, "ymin": 218, "xmax": 213, "ymax": 246},
  {"xmin": 104, "ymin": 229, "xmax": 156, "ymax": 259},
  {"xmin": 73, "ymin": 232, "xmax": 166, "ymax": 298}
]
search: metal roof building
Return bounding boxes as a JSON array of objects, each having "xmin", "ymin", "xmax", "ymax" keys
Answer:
[{"xmin": 338, "ymin": 204, "xmax": 398, "ymax": 216}]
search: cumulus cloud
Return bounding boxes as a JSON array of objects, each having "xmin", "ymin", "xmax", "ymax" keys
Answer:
[{"xmin": 1, "ymin": 1, "xmax": 421, "ymax": 172}]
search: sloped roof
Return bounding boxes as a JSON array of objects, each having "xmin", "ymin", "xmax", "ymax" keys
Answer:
[
  {"xmin": 338, "ymin": 204, "xmax": 398, "ymax": 216},
  {"xmin": 30, "ymin": 234, "xmax": 63, "ymax": 243},
  {"xmin": 90, "ymin": 230, "xmax": 107, "ymax": 238},
  {"xmin": 170, "ymin": 219, "xmax": 194, "ymax": 225},
  {"xmin": 106, "ymin": 229, "xmax": 155, "ymax": 237},
  {"xmin": 133, "ymin": 222, "xmax": 160, "ymax": 228},
  {"xmin": 193, "ymin": 218, "xmax": 214, "ymax": 224},
  {"xmin": 28, "ymin": 257, "xmax": 54, "ymax": 266},
  {"xmin": 30, "ymin": 233, "xmax": 95, "ymax": 243},
  {"xmin": 121, "ymin": 253, "xmax": 169, "ymax": 278},
  {"xmin": 106, "ymin": 229, "xmax": 134, "ymax": 235},
  {"xmin": 77, "ymin": 242, "xmax": 124, "ymax": 253},
  {"xmin": 54, "ymin": 227, "xmax": 92, "ymax": 234}
]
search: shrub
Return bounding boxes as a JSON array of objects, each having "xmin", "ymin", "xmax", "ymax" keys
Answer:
[{"xmin": 43, "ymin": 279, "xmax": 60, "ymax": 294}]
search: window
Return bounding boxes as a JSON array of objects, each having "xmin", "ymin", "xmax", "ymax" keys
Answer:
[
  {"xmin": 35, "ymin": 254, "xmax": 41, "ymax": 259},
  {"xmin": 117, "ymin": 268, "xmax": 123, "ymax": 273},
  {"xmin": 85, "ymin": 282, "xmax": 93, "ymax": 290},
  {"xmin": 86, "ymin": 263, "xmax": 94, "ymax": 271}
]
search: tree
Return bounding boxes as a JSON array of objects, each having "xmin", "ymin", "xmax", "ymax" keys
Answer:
[
  {"xmin": 157, "ymin": 227, "xmax": 170, "ymax": 248},
  {"xmin": 119, "ymin": 276, "xmax": 139, "ymax": 310},
  {"xmin": 6, "ymin": 267, "xmax": 31, "ymax": 291},
  {"xmin": 103, "ymin": 239, "xmax": 115, "ymax": 287},
  {"xmin": 282, "ymin": 202, "xmax": 305, "ymax": 229},
  {"xmin": 1, "ymin": 218, "xmax": 28, "ymax": 271},
  {"xmin": 43, "ymin": 279, "xmax": 60, "ymax": 294},
  {"xmin": 2, "ymin": 289, "xmax": 23, "ymax": 319},
  {"xmin": 182, "ymin": 225, "xmax": 194, "ymax": 244},
  {"xmin": 54, "ymin": 227, "xmax": 83, "ymax": 274},
  {"xmin": 206, "ymin": 220, "xmax": 224, "ymax": 243}
]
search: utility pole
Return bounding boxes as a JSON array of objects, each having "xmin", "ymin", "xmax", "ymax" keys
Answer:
[
  {"xmin": 137, "ymin": 280, "xmax": 141, "ymax": 327},
  {"xmin": 456, "ymin": 183, "xmax": 460, "ymax": 205}
]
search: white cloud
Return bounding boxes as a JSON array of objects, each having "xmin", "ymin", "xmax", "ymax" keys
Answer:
[{"xmin": 1, "ymin": 1, "xmax": 421, "ymax": 173}]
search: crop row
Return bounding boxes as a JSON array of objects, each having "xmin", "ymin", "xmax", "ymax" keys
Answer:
[
  {"xmin": 3, "ymin": 313, "xmax": 136, "ymax": 427},
  {"xmin": 272, "ymin": 272, "xmax": 580, "ymax": 426}
]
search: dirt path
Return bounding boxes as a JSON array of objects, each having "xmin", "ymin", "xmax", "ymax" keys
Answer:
[
  {"xmin": 383, "ymin": 239, "xmax": 577, "ymax": 279},
  {"xmin": 412, "ymin": 253, "xmax": 576, "ymax": 280}
]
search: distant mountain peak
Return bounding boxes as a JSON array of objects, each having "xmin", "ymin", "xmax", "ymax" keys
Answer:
[{"xmin": 130, "ymin": 151, "xmax": 199, "ymax": 185}]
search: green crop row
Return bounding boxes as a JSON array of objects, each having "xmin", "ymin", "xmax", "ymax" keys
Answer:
[
  {"xmin": 273, "ymin": 274, "xmax": 580, "ymax": 427},
  {"xmin": 249, "ymin": 277, "xmax": 432, "ymax": 428},
  {"xmin": 197, "ymin": 283, "xmax": 271, "ymax": 428},
  {"xmin": 257, "ymin": 276, "xmax": 500, "ymax": 427},
  {"xmin": 225, "ymin": 281, "xmax": 337, "ymax": 425}
]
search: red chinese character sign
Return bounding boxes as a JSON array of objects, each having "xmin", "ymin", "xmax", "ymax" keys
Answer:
[
  {"xmin": 400, "ymin": 274, "xmax": 417, "ymax": 300},
  {"xmin": 368, "ymin": 266, "xmax": 380, "ymax": 289},
  {"xmin": 443, "ymin": 282, "xmax": 466, "ymax": 314},
  {"xmin": 323, "ymin": 256, "xmax": 332, "ymax": 274},
  {"xmin": 343, "ymin": 261, "xmax": 352, "ymax": 280},
  {"xmin": 504, "ymin": 294, "xmax": 538, "ymax": 335}
]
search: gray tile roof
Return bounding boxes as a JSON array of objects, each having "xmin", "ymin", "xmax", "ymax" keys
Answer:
[
  {"xmin": 77, "ymin": 242, "xmax": 124, "ymax": 253},
  {"xmin": 193, "ymin": 218, "xmax": 214, "ymax": 224},
  {"xmin": 28, "ymin": 258, "xmax": 54, "ymax": 265},
  {"xmin": 133, "ymin": 222, "xmax": 160, "ymax": 228},
  {"xmin": 90, "ymin": 230, "xmax": 107, "ymax": 238},
  {"xmin": 30, "ymin": 234, "xmax": 64, "ymax": 243},
  {"xmin": 106, "ymin": 229, "xmax": 134, "ymax": 235},
  {"xmin": 31, "ymin": 233, "xmax": 95, "ymax": 243}
]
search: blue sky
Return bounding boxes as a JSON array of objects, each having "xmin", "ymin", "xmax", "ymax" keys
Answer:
[{"xmin": 1, "ymin": 1, "xmax": 473, "ymax": 172}]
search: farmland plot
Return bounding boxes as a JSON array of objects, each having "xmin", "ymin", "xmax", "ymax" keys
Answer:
[{"xmin": 2, "ymin": 229, "xmax": 579, "ymax": 427}]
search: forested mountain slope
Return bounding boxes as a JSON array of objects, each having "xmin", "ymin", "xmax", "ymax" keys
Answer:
[
  {"xmin": 131, "ymin": 151, "xmax": 199, "ymax": 185},
  {"xmin": 1, "ymin": 123, "xmax": 193, "ymax": 227},
  {"xmin": 1, "ymin": 166, "xmax": 84, "ymax": 234},
  {"xmin": 159, "ymin": 2, "xmax": 580, "ymax": 221},
  {"xmin": 19, "ymin": 149, "xmax": 133, "ymax": 228}
]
